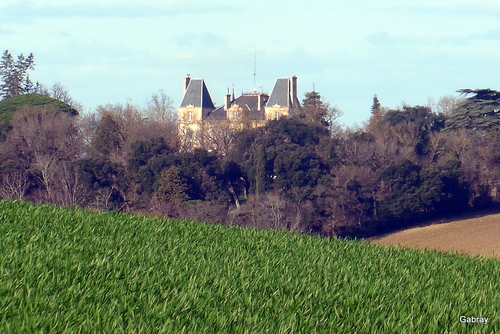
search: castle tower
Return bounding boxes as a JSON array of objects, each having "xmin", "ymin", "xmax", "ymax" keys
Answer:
[
  {"xmin": 264, "ymin": 76, "xmax": 301, "ymax": 120},
  {"xmin": 177, "ymin": 76, "xmax": 216, "ymax": 148}
]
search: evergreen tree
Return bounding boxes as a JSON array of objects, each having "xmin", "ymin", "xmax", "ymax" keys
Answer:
[
  {"xmin": 445, "ymin": 89, "xmax": 500, "ymax": 131},
  {"xmin": 254, "ymin": 144, "xmax": 267, "ymax": 197},
  {"xmin": 300, "ymin": 91, "xmax": 329, "ymax": 126},
  {"xmin": 367, "ymin": 95, "xmax": 383, "ymax": 134},
  {"xmin": 0, "ymin": 50, "xmax": 35, "ymax": 99},
  {"xmin": 153, "ymin": 166, "xmax": 189, "ymax": 203},
  {"xmin": 23, "ymin": 75, "xmax": 34, "ymax": 94},
  {"xmin": 0, "ymin": 51, "xmax": 14, "ymax": 99},
  {"xmin": 91, "ymin": 115, "xmax": 123, "ymax": 156},
  {"xmin": 371, "ymin": 95, "xmax": 381, "ymax": 112}
]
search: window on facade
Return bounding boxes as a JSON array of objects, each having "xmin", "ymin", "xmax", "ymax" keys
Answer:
[
  {"xmin": 233, "ymin": 111, "xmax": 238, "ymax": 121},
  {"xmin": 275, "ymin": 111, "xmax": 279, "ymax": 120},
  {"xmin": 189, "ymin": 111, "xmax": 193, "ymax": 121}
]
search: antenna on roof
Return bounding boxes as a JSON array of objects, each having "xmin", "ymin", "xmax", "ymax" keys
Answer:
[{"xmin": 253, "ymin": 46, "xmax": 257, "ymax": 93}]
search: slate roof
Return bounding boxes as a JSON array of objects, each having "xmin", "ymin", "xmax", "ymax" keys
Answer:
[
  {"xmin": 266, "ymin": 78, "xmax": 290, "ymax": 107},
  {"xmin": 206, "ymin": 94, "xmax": 268, "ymax": 121},
  {"xmin": 179, "ymin": 79, "xmax": 215, "ymax": 108},
  {"xmin": 233, "ymin": 94, "xmax": 268, "ymax": 113},
  {"xmin": 206, "ymin": 106, "xmax": 227, "ymax": 120}
]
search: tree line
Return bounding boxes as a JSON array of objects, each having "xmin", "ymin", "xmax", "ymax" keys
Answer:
[{"xmin": 1, "ymin": 50, "xmax": 499, "ymax": 238}]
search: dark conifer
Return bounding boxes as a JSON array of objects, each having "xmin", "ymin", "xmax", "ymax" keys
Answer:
[{"xmin": 0, "ymin": 50, "xmax": 35, "ymax": 99}]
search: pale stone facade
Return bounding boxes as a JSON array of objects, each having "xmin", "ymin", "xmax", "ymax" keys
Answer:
[{"xmin": 178, "ymin": 75, "xmax": 301, "ymax": 149}]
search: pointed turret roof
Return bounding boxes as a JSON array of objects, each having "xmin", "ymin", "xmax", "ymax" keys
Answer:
[
  {"xmin": 179, "ymin": 79, "xmax": 215, "ymax": 108},
  {"xmin": 267, "ymin": 78, "xmax": 290, "ymax": 107},
  {"xmin": 266, "ymin": 77, "xmax": 301, "ymax": 110}
]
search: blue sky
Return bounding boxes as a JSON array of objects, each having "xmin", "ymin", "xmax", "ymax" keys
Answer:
[{"xmin": 1, "ymin": 0, "xmax": 499, "ymax": 125}]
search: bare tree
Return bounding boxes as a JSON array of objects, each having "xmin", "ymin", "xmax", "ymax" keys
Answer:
[
  {"xmin": 178, "ymin": 126, "xmax": 196, "ymax": 152},
  {"xmin": 143, "ymin": 92, "xmax": 179, "ymax": 149},
  {"xmin": 145, "ymin": 90, "xmax": 175, "ymax": 124},
  {"xmin": 259, "ymin": 192, "xmax": 287, "ymax": 229},
  {"xmin": 0, "ymin": 170, "xmax": 30, "ymax": 200},
  {"xmin": 51, "ymin": 82, "xmax": 73, "ymax": 104},
  {"xmin": 435, "ymin": 95, "xmax": 465, "ymax": 116},
  {"xmin": 3, "ymin": 106, "xmax": 85, "ymax": 204},
  {"xmin": 96, "ymin": 98, "xmax": 179, "ymax": 163},
  {"xmin": 442, "ymin": 128, "xmax": 472, "ymax": 164},
  {"xmin": 55, "ymin": 161, "xmax": 90, "ymax": 206},
  {"xmin": 76, "ymin": 111, "xmax": 100, "ymax": 148},
  {"xmin": 324, "ymin": 103, "xmax": 343, "ymax": 134},
  {"xmin": 33, "ymin": 152, "xmax": 58, "ymax": 203},
  {"xmin": 199, "ymin": 121, "xmax": 240, "ymax": 156},
  {"xmin": 92, "ymin": 187, "xmax": 113, "ymax": 211}
]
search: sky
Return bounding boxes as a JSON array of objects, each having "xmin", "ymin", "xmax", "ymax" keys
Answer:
[{"xmin": 1, "ymin": 0, "xmax": 499, "ymax": 126}]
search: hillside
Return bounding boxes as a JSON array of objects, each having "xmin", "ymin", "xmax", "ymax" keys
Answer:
[
  {"xmin": 371, "ymin": 212, "xmax": 500, "ymax": 259},
  {"xmin": 0, "ymin": 200, "xmax": 498, "ymax": 333},
  {"xmin": 0, "ymin": 93, "xmax": 78, "ymax": 140}
]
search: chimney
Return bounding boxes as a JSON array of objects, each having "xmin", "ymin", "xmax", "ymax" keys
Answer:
[
  {"xmin": 289, "ymin": 76, "xmax": 298, "ymax": 106},
  {"xmin": 224, "ymin": 91, "xmax": 231, "ymax": 110},
  {"xmin": 183, "ymin": 74, "xmax": 191, "ymax": 94}
]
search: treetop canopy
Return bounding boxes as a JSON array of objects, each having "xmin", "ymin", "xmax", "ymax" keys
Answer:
[
  {"xmin": 445, "ymin": 89, "xmax": 500, "ymax": 131},
  {"xmin": 0, "ymin": 93, "xmax": 78, "ymax": 141}
]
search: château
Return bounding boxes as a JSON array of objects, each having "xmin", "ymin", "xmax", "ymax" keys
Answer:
[{"xmin": 177, "ymin": 75, "xmax": 301, "ymax": 149}]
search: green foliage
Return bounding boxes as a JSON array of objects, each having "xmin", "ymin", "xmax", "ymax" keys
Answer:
[
  {"xmin": 381, "ymin": 105, "xmax": 445, "ymax": 156},
  {"xmin": 378, "ymin": 161, "xmax": 422, "ymax": 223},
  {"xmin": 229, "ymin": 118, "xmax": 330, "ymax": 201},
  {"xmin": 128, "ymin": 137, "xmax": 175, "ymax": 194},
  {"xmin": 0, "ymin": 93, "xmax": 78, "ymax": 117},
  {"xmin": 78, "ymin": 156, "xmax": 128, "ymax": 207},
  {"xmin": 91, "ymin": 115, "xmax": 123, "ymax": 155},
  {"xmin": 219, "ymin": 160, "xmax": 246, "ymax": 203},
  {"xmin": 0, "ymin": 50, "xmax": 35, "ymax": 99},
  {"xmin": 417, "ymin": 159, "xmax": 469, "ymax": 214},
  {"xmin": 273, "ymin": 144, "xmax": 326, "ymax": 200},
  {"xmin": 445, "ymin": 89, "xmax": 500, "ymax": 131},
  {"xmin": 299, "ymin": 91, "xmax": 329, "ymax": 126},
  {"xmin": 128, "ymin": 137, "xmax": 174, "ymax": 172},
  {"xmin": 0, "ymin": 93, "xmax": 78, "ymax": 141},
  {"xmin": 377, "ymin": 160, "xmax": 470, "ymax": 230},
  {"xmin": 153, "ymin": 166, "xmax": 189, "ymax": 203},
  {"xmin": 127, "ymin": 142, "xmax": 231, "ymax": 205},
  {"xmin": 371, "ymin": 94, "xmax": 381, "ymax": 113},
  {"xmin": 0, "ymin": 200, "xmax": 498, "ymax": 333}
]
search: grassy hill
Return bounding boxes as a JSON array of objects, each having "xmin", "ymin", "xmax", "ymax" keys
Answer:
[
  {"xmin": 0, "ymin": 94, "xmax": 78, "ymax": 140},
  {"xmin": 0, "ymin": 200, "xmax": 498, "ymax": 333}
]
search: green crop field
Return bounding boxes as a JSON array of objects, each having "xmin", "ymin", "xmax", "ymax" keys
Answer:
[{"xmin": 0, "ymin": 200, "xmax": 498, "ymax": 333}]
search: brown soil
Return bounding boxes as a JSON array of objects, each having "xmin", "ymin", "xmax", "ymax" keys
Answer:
[{"xmin": 370, "ymin": 213, "xmax": 500, "ymax": 260}]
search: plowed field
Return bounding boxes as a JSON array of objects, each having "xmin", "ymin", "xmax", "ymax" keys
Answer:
[{"xmin": 371, "ymin": 213, "xmax": 500, "ymax": 259}]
